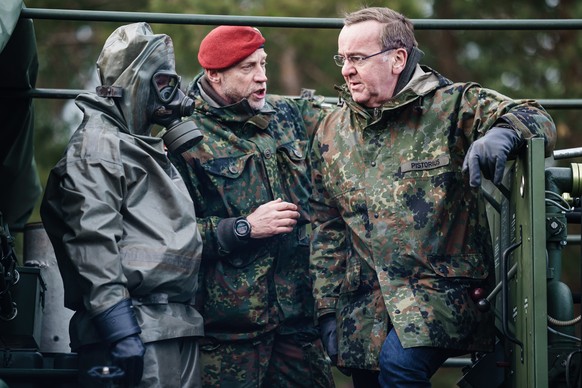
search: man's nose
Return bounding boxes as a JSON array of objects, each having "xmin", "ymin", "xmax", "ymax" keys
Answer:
[
  {"xmin": 341, "ymin": 61, "xmax": 356, "ymax": 77},
  {"xmin": 255, "ymin": 68, "xmax": 268, "ymax": 82}
]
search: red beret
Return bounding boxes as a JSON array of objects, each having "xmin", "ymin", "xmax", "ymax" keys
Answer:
[{"xmin": 198, "ymin": 26, "xmax": 266, "ymax": 70}]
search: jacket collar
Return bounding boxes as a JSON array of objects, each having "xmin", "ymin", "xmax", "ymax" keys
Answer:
[
  {"xmin": 188, "ymin": 73, "xmax": 275, "ymax": 127},
  {"xmin": 336, "ymin": 65, "xmax": 451, "ymax": 120}
]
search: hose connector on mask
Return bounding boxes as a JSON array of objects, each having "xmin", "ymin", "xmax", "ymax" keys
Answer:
[{"xmin": 154, "ymin": 91, "xmax": 202, "ymax": 154}]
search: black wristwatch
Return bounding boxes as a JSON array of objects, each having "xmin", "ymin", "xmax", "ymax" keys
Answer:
[{"xmin": 233, "ymin": 217, "xmax": 252, "ymax": 240}]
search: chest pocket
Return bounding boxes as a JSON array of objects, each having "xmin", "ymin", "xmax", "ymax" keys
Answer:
[
  {"xmin": 203, "ymin": 153, "xmax": 253, "ymax": 178},
  {"xmin": 279, "ymin": 139, "xmax": 307, "ymax": 158},
  {"xmin": 277, "ymin": 139, "xmax": 308, "ymax": 171},
  {"xmin": 201, "ymin": 153, "xmax": 268, "ymax": 212}
]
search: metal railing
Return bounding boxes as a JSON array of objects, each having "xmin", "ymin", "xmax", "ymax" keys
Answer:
[
  {"xmin": 20, "ymin": 8, "xmax": 582, "ymax": 30},
  {"xmin": 17, "ymin": 8, "xmax": 582, "ymax": 109}
]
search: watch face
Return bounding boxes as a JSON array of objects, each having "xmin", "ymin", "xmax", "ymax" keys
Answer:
[{"xmin": 235, "ymin": 219, "xmax": 250, "ymax": 238}]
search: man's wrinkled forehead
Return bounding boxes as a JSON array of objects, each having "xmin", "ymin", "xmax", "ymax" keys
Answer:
[
  {"xmin": 338, "ymin": 21, "xmax": 384, "ymax": 52},
  {"xmin": 236, "ymin": 49, "xmax": 267, "ymax": 66}
]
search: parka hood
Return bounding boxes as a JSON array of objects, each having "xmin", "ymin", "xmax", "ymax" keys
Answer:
[{"xmin": 95, "ymin": 22, "xmax": 177, "ymax": 136}]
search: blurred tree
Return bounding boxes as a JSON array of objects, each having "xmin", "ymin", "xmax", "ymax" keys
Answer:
[
  {"xmin": 419, "ymin": 0, "xmax": 582, "ymax": 155},
  {"xmin": 146, "ymin": 0, "xmax": 430, "ymax": 96},
  {"xmin": 28, "ymin": 0, "xmax": 582, "ymax": 162}
]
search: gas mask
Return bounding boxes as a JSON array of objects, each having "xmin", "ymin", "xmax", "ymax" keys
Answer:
[{"xmin": 151, "ymin": 71, "xmax": 203, "ymax": 154}]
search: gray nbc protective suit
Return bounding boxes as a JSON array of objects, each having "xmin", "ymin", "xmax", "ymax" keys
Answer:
[{"xmin": 41, "ymin": 21, "xmax": 203, "ymax": 360}]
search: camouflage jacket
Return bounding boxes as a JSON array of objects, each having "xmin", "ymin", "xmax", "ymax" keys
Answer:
[
  {"xmin": 310, "ymin": 65, "xmax": 556, "ymax": 369},
  {"xmin": 170, "ymin": 75, "xmax": 329, "ymax": 341}
]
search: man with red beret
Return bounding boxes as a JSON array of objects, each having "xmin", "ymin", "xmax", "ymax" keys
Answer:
[{"xmin": 168, "ymin": 26, "xmax": 335, "ymax": 387}]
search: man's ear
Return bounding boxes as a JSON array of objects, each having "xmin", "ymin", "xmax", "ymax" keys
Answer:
[
  {"xmin": 392, "ymin": 48, "xmax": 408, "ymax": 74},
  {"xmin": 205, "ymin": 69, "xmax": 221, "ymax": 83}
]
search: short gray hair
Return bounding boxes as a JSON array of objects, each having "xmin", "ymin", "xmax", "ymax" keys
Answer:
[{"xmin": 344, "ymin": 7, "xmax": 418, "ymax": 51}]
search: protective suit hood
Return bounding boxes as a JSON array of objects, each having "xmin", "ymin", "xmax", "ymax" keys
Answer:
[{"xmin": 96, "ymin": 22, "xmax": 176, "ymax": 136}]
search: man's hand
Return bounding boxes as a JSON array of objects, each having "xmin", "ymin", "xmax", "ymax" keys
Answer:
[
  {"xmin": 462, "ymin": 126, "xmax": 524, "ymax": 187},
  {"xmin": 319, "ymin": 315, "xmax": 338, "ymax": 363},
  {"xmin": 246, "ymin": 198, "xmax": 300, "ymax": 238},
  {"xmin": 93, "ymin": 299, "xmax": 145, "ymax": 385},
  {"xmin": 110, "ymin": 334, "xmax": 146, "ymax": 386},
  {"xmin": 319, "ymin": 315, "xmax": 351, "ymax": 376}
]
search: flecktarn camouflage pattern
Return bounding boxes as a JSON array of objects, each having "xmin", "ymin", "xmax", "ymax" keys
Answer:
[
  {"xmin": 310, "ymin": 64, "xmax": 556, "ymax": 370},
  {"xmin": 169, "ymin": 73, "xmax": 334, "ymax": 386}
]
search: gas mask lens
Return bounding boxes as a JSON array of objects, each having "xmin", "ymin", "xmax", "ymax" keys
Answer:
[{"xmin": 153, "ymin": 71, "xmax": 180, "ymax": 104}]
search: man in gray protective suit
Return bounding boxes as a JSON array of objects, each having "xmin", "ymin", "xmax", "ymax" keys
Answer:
[{"xmin": 41, "ymin": 22, "xmax": 204, "ymax": 387}]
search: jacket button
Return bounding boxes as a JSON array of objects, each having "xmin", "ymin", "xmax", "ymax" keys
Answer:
[
  {"xmin": 264, "ymin": 149, "xmax": 272, "ymax": 158},
  {"xmin": 371, "ymin": 161, "xmax": 376, "ymax": 167},
  {"xmin": 229, "ymin": 165, "xmax": 238, "ymax": 174},
  {"xmin": 293, "ymin": 149, "xmax": 302, "ymax": 158},
  {"xmin": 395, "ymin": 309, "xmax": 401, "ymax": 314}
]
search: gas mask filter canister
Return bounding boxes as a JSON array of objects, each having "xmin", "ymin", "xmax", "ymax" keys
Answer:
[{"xmin": 151, "ymin": 71, "xmax": 203, "ymax": 154}]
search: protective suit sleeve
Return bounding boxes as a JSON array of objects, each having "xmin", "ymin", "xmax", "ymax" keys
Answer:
[{"xmin": 41, "ymin": 156, "xmax": 129, "ymax": 312}]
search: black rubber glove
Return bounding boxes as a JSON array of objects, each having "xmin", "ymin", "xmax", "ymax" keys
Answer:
[
  {"xmin": 319, "ymin": 315, "xmax": 338, "ymax": 363},
  {"xmin": 319, "ymin": 314, "xmax": 351, "ymax": 376},
  {"xmin": 93, "ymin": 299, "xmax": 145, "ymax": 386},
  {"xmin": 462, "ymin": 126, "xmax": 524, "ymax": 187}
]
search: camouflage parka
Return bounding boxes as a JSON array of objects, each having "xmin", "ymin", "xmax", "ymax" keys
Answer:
[
  {"xmin": 310, "ymin": 65, "xmax": 556, "ymax": 370},
  {"xmin": 170, "ymin": 73, "xmax": 330, "ymax": 342}
]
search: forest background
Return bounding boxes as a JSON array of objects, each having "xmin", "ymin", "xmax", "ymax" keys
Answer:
[{"xmin": 18, "ymin": 0, "xmax": 582, "ymax": 386}]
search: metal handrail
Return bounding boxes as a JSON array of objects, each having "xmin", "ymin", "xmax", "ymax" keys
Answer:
[
  {"xmin": 20, "ymin": 8, "xmax": 582, "ymax": 30},
  {"xmin": 15, "ymin": 8, "xmax": 582, "ymax": 109}
]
